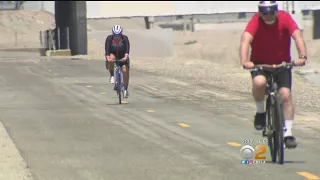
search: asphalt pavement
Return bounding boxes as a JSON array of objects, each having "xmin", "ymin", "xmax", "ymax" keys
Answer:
[{"xmin": 0, "ymin": 56, "xmax": 319, "ymax": 180}]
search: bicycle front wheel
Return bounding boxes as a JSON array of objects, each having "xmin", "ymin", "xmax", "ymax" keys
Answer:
[
  {"xmin": 118, "ymin": 90, "xmax": 122, "ymax": 104},
  {"xmin": 118, "ymin": 78, "xmax": 122, "ymax": 105},
  {"xmin": 114, "ymin": 68, "xmax": 122, "ymax": 104},
  {"xmin": 273, "ymin": 94, "xmax": 285, "ymax": 164},
  {"xmin": 266, "ymin": 96, "xmax": 276, "ymax": 163}
]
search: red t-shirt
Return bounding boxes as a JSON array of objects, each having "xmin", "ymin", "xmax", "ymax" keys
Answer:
[{"xmin": 244, "ymin": 10, "xmax": 299, "ymax": 64}]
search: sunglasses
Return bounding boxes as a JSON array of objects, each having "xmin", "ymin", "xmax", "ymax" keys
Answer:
[{"xmin": 261, "ymin": 11, "xmax": 276, "ymax": 16}]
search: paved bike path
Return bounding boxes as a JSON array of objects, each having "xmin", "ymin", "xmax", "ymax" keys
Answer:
[{"xmin": 0, "ymin": 57, "xmax": 319, "ymax": 180}]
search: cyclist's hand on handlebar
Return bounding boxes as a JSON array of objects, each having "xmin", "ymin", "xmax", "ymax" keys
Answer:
[
  {"xmin": 105, "ymin": 56, "xmax": 112, "ymax": 62},
  {"xmin": 121, "ymin": 57, "xmax": 127, "ymax": 62},
  {"xmin": 242, "ymin": 61, "xmax": 254, "ymax": 69},
  {"xmin": 294, "ymin": 58, "xmax": 306, "ymax": 66}
]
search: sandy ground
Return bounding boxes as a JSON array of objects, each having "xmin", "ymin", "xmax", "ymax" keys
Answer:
[
  {"xmin": 0, "ymin": 10, "xmax": 55, "ymax": 49},
  {"xmin": 1, "ymin": 10, "xmax": 320, "ymax": 179}
]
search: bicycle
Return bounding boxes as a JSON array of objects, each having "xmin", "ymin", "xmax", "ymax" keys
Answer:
[
  {"xmin": 113, "ymin": 59, "xmax": 125, "ymax": 104},
  {"xmin": 249, "ymin": 61, "xmax": 296, "ymax": 165}
]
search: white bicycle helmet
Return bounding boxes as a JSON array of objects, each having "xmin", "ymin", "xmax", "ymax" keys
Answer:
[
  {"xmin": 112, "ymin": 25, "xmax": 123, "ymax": 35},
  {"xmin": 258, "ymin": 1, "xmax": 278, "ymax": 15}
]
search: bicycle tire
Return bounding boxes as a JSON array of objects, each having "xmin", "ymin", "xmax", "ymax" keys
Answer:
[
  {"xmin": 118, "ymin": 72, "xmax": 122, "ymax": 104},
  {"xmin": 118, "ymin": 91, "xmax": 122, "ymax": 104},
  {"xmin": 266, "ymin": 96, "xmax": 276, "ymax": 163},
  {"xmin": 274, "ymin": 94, "xmax": 284, "ymax": 164}
]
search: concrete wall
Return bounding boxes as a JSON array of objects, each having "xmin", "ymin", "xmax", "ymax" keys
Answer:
[
  {"xmin": 6, "ymin": 1, "xmax": 320, "ymax": 19},
  {"xmin": 19, "ymin": 1, "xmax": 55, "ymax": 13},
  {"xmin": 3, "ymin": 1, "xmax": 320, "ymax": 18},
  {"xmin": 87, "ymin": 1, "xmax": 176, "ymax": 18},
  {"xmin": 0, "ymin": 1, "xmax": 16, "ymax": 10},
  {"xmin": 86, "ymin": 1, "xmax": 320, "ymax": 18}
]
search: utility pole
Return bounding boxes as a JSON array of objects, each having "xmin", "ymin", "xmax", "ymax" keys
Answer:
[{"xmin": 286, "ymin": 1, "xmax": 303, "ymax": 59}]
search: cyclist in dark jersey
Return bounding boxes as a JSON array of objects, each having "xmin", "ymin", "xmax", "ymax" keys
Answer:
[{"xmin": 105, "ymin": 25, "xmax": 130, "ymax": 98}]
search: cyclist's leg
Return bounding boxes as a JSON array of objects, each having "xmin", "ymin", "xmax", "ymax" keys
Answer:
[
  {"xmin": 276, "ymin": 69, "xmax": 296, "ymax": 148},
  {"xmin": 108, "ymin": 54, "xmax": 116, "ymax": 83},
  {"xmin": 251, "ymin": 70, "xmax": 268, "ymax": 130},
  {"xmin": 121, "ymin": 58, "xmax": 130, "ymax": 98}
]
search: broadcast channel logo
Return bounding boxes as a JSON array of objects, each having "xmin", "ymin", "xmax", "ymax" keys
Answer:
[{"xmin": 240, "ymin": 145, "xmax": 267, "ymax": 164}]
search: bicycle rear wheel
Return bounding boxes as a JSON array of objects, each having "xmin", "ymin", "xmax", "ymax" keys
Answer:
[{"xmin": 274, "ymin": 94, "xmax": 284, "ymax": 164}]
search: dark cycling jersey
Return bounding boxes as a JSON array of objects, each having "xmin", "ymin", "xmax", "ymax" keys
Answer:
[{"xmin": 105, "ymin": 34, "xmax": 130, "ymax": 59}]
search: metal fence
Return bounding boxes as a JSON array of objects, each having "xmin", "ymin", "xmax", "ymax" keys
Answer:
[
  {"xmin": 40, "ymin": 29, "xmax": 55, "ymax": 51},
  {"xmin": 39, "ymin": 27, "xmax": 70, "ymax": 51}
]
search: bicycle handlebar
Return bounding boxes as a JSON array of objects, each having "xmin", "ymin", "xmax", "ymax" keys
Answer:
[
  {"xmin": 113, "ymin": 59, "xmax": 123, "ymax": 62},
  {"xmin": 247, "ymin": 61, "xmax": 297, "ymax": 72},
  {"xmin": 105, "ymin": 59, "xmax": 124, "ymax": 63}
]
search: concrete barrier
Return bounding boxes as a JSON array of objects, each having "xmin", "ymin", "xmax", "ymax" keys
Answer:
[
  {"xmin": 88, "ymin": 29, "xmax": 173, "ymax": 58},
  {"xmin": 0, "ymin": 48, "xmax": 42, "ymax": 53},
  {"xmin": 45, "ymin": 49, "xmax": 71, "ymax": 56}
]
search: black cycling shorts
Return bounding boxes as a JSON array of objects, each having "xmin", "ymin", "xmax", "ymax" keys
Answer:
[{"xmin": 250, "ymin": 68, "xmax": 292, "ymax": 89}]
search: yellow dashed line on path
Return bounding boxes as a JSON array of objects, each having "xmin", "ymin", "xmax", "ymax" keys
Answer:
[
  {"xmin": 74, "ymin": 80, "xmax": 79, "ymax": 83},
  {"xmin": 297, "ymin": 172, "xmax": 320, "ymax": 180},
  {"xmin": 48, "ymin": 70, "xmax": 52, "ymax": 72},
  {"xmin": 86, "ymin": 85, "xmax": 92, "ymax": 88},
  {"xmin": 227, "ymin": 142, "xmax": 241, "ymax": 147},
  {"xmin": 100, "ymin": 92, "xmax": 106, "ymax": 95},
  {"xmin": 177, "ymin": 123, "xmax": 190, "ymax": 128},
  {"xmin": 121, "ymin": 100, "xmax": 127, "ymax": 104},
  {"xmin": 146, "ymin": 109, "xmax": 155, "ymax": 112}
]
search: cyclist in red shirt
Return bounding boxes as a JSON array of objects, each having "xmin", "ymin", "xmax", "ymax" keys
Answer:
[{"xmin": 240, "ymin": 1, "xmax": 307, "ymax": 149}]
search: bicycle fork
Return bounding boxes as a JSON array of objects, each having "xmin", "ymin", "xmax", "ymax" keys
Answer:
[{"xmin": 262, "ymin": 94, "xmax": 287, "ymax": 137}]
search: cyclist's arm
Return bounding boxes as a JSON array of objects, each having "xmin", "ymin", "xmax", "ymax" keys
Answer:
[
  {"xmin": 287, "ymin": 14, "xmax": 307, "ymax": 58},
  {"xmin": 240, "ymin": 14, "xmax": 258, "ymax": 65},
  {"xmin": 123, "ymin": 35, "xmax": 130, "ymax": 59},
  {"xmin": 105, "ymin": 35, "xmax": 112, "ymax": 59}
]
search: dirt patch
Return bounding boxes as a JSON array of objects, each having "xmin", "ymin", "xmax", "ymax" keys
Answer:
[{"xmin": 0, "ymin": 10, "xmax": 55, "ymax": 49}]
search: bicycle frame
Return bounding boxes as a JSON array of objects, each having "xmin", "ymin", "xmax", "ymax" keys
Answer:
[
  {"xmin": 265, "ymin": 72, "xmax": 284, "ymax": 134},
  {"xmin": 248, "ymin": 61, "xmax": 296, "ymax": 164}
]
